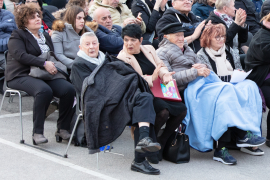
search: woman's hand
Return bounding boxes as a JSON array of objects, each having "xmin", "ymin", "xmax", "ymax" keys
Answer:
[
  {"xmin": 192, "ymin": 64, "xmax": 207, "ymax": 69},
  {"xmin": 154, "ymin": 0, "xmax": 168, "ymax": 11},
  {"xmin": 192, "ymin": 20, "xmax": 206, "ymax": 40},
  {"xmin": 235, "ymin": 9, "xmax": 247, "ymax": 27},
  {"xmin": 152, "ymin": 63, "xmax": 162, "ymax": 82},
  {"xmin": 162, "ymin": 71, "xmax": 175, "ymax": 84},
  {"xmin": 44, "ymin": 61, "xmax": 57, "ymax": 75},
  {"xmin": 197, "ymin": 67, "xmax": 210, "ymax": 77}
]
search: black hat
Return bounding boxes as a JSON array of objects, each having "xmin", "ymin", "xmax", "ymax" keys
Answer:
[{"xmin": 160, "ymin": 22, "xmax": 185, "ymax": 35}]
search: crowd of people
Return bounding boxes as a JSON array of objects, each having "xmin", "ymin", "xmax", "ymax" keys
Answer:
[{"xmin": 1, "ymin": 0, "xmax": 270, "ymax": 176}]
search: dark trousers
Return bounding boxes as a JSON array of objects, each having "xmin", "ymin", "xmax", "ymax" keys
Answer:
[
  {"xmin": 260, "ymin": 78, "xmax": 270, "ymax": 139},
  {"xmin": 132, "ymin": 92, "xmax": 158, "ymax": 159},
  {"xmin": 217, "ymin": 127, "xmax": 247, "ymax": 149},
  {"xmin": 8, "ymin": 76, "xmax": 75, "ymax": 134}
]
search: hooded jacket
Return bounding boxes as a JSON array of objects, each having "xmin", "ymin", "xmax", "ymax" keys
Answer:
[
  {"xmin": 261, "ymin": 0, "xmax": 270, "ymax": 18},
  {"xmin": 191, "ymin": 2, "xmax": 214, "ymax": 20},
  {"xmin": 89, "ymin": 0, "xmax": 146, "ymax": 33},
  {"xmin": 51, "ymin": 20, "xmax": 94, "ymax": 69},
  {"xmin": 156, "ymin": 38, "xmax": 200, "ymax": 91},
  {"xmin": 156, "ymin": 7, "xmax": 202, "ymax": 53},
  {"xmin": 0, "ymin": 9, "xmax": 17, "ymax": 53}
]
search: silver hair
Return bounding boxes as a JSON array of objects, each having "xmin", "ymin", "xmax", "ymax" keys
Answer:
[
  {"xmin": 80, "ymin": 32, "xmax": 99, "ymax": 45},
  {"xmin": 215, "ymin": 0, "xmax": 234, "ymax": 10}
]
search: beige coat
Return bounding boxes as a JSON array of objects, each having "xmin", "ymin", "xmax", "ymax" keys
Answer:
[
  {"xmin": 117, "ymin": 45, "xmax": 169, "ymax": 87},
  {"xmin": 89, "ymin": 0, "xmax": 146, "ymax": 33}
]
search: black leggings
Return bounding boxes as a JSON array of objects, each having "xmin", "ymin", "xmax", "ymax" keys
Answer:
[
  {"xmin": 260, "ymin": 78, "xmax": 270, "ymax": 139},
  {"xmin": 8, "ymin": 76, "xmax": 75, "ymax": 134}
]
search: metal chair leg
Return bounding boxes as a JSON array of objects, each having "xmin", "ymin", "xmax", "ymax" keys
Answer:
[
  {"xmin": 0, "ymin": 91, "xmax": 7, "ymax": 114},
  {"xmin": 63, "ymin": 114, "xmax": 82, "ymax": 158},
  {"xmin": 18, "ymin": 93, "xmax": 24, "ymax": 144}
]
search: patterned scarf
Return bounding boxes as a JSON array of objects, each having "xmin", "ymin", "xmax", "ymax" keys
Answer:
[{"xmin": 26, "ymin": 28, "xmax": 50, "ymax": 54}]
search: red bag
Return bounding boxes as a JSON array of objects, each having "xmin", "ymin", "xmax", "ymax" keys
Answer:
[{"xmin": 150, "ymin": 77, "xmax": 182, "ymax": 102}]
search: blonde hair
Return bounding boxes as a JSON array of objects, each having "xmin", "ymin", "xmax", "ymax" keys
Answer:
[
  {"xmin": 261, "ymin": 13, "xmax": 270, "ymax": 22},
  {"xmin": 215, "ymin": 0, "xmax": 234, "ymax": 10}
]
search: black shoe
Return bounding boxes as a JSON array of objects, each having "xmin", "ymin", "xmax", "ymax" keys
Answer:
[
  {"xmin": 240, "ymin": 147, "xmax": 264, "ymax": 156},
  {"xmin": 131, "ymin": 160, "xmax": 160, "ymax": 175},
  {"xmin": 146, "ymin": 155, "xmax": 159, "ymax": 164},
  {"xmin": 213, "ymin": 147, "xmax": 237, "ymax": 165},
  {"xmin": 135, "ymin": 137, "xmax": 161, "ymax": 153}
]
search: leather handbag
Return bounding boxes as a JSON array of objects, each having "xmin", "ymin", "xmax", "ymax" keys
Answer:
[
  {"xmin": 150, "ymin": 77, "xmax": 182, "ymax": 102},
  {"xmin": 29, "ymin": 51, "xmax": 68, "ymax": 80},
  {"xmin": 163, "ymin": 126, "xmax": 190, "ymax": 164}
]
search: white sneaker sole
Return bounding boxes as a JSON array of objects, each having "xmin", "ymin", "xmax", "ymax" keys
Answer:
[
  {"xmin": 213, "ymin": 157, "xmax": 236, "ymax": 165},
  {"xmin": 236, "ymin": 142, "xmax": 265, "ymax": 147},
  {"xmin": 240, "ymin": 148, "xmax": 264, "ymax": 156}
]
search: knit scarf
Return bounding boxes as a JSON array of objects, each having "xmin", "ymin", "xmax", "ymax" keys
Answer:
[
  {"xmin": 205, "ymin": 44, "xmax": 234, "ymax": 76},
  {"xmin": 77, "ymin": 50, "xmax": 105, "ymax": 66}
]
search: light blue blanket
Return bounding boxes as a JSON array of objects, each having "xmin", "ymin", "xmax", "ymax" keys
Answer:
[{"xmin": 183, "ymin": 71, "xmax": 262, "ymax": 152}]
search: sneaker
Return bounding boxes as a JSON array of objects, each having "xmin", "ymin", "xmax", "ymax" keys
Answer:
[
  {"xmin": 236, "ymin": 131, "xmax": 266, "ymax": 147},
  {"xmin": 213, "ymin": 147, "xmax": 237, "ymax": 165},
  {"xmin": 240, "ymin": 147, "xmax": 264, "ymax": 156}
]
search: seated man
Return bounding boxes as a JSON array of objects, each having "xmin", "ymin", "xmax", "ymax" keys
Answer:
[
  {"xmin": 89, "ymin": 0, "xmax": 146, "ymax": 33},
  {"xmin": 92, "ymin": 7, "xmax": 123, "ymax": 56},
  {"xmin": 156, "ymin": 0, "xmax": 204, "ymax": 53},
  {"xmin": 0, "ymin": 0, "xmax": 17, "ymax": 94},
  {"xmin": 157, "ymin": 22, "xmax": 266, "ymax": 165},
  {"xmin": 71, "ymin": 32, "xmax": 162, "ymax": 175}
]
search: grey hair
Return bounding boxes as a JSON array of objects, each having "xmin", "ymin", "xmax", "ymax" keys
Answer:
[
  {"xmin": 80, "ymin": 32, "xmax": 99, "ymax": 45},
  {"xmin": 215, "ymin": 0, "xmax": 234, "ymax": 10}
]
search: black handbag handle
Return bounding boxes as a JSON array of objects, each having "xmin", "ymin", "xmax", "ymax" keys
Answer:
[
  {"xmin": 171, "ymin": 124, "xmax": 189, "ymax": 146},
  {"xmin": 56, "ymin": 67, "xmax": 70, "ymax": 80}
]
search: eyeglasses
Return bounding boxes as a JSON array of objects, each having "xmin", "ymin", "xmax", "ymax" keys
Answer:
[
  {"xmin": 25, "ymin": 1, "xmax": 38, "ymax": 3},
  {"xmin": 174, "ymin": 0, "xmax": 193, "ymax": 3},
  {"xmin": 215, "ymin": 35, "xmax": 226, "ymax": 41}
]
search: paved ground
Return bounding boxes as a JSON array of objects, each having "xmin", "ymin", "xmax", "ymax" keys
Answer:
[{"xmin": 0, "ymin": 94, "xmax": 270, "ymax": 180}]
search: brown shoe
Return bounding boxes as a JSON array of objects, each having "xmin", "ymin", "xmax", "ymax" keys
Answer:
[{"xmin": 32, "ymin": 133, "xmax": 48, "ymax": 145}]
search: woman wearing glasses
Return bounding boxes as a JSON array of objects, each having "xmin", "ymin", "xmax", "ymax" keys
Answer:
[{"xmin": 51, "ymin": 6, "xmax": 95, "ymax": 70}]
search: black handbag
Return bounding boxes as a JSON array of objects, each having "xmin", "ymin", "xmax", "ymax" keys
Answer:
[{"xmin": 163, "ymin": 126, "xmax": 190, "ymax": 164}]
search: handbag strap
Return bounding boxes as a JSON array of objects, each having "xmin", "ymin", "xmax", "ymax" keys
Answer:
[{"xmin": 56, "ymin": 67, "xmax": 70, "ymax": 80}]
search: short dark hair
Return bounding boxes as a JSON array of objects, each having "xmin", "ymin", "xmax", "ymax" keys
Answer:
[{"xmin": 121, "ymin": 24, "xmax": 142, "ymax": 40}]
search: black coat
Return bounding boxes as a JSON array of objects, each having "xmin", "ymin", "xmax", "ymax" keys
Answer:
[
  {"xmin": 81, "ymin": 54, "xmax": 152, "ymax": 153},
  {"xmin": 70, "ymin": 56, "xmax": 97, "ymax": 95},
  {"xmin": 131, "ymin": 0, "xmax": 164, "ymax": 41},
  {"xmin": 235, "ymin": 0, "xmax": 261, "ymax": 35},
  {"xmin": 156, "ymin": 7, "xmax": 202, "ymax": 53},
  {"xmin": 6, "ymin": 29, "xmax": 54, "ymax": 82},
  {"xmin": 43, "ymin": 8, "xmax": 56, "ymax": 29},
  {"xmin": 206, "ymin": 12, "xmax": 248, "ymax": 49},
  {"xmin": 261, "ymin": 0, "xmax": 270, "ymax": 18},
  {"xmin": 245, "ymin": 25, "xmax": 270, "ymax": 87}
]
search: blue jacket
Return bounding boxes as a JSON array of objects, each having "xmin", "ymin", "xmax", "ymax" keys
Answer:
[
  {"xmin": 191, "ymin": 3, "xmax": 214, "ymax": 20},
  {"xmin": 0, "ymin": 9, "xmax": 17, "ymax": 53},
  {"xmin": 95, "ymin": 25, "xmax": 123, "ymax": 56}
]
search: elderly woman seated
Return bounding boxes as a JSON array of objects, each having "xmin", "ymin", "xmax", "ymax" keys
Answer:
[
  {"xmin": 6, "ymin": 5, "xmax": 75, "ymax": 145},
  {"xmin": 117, "ymin": 24, "xmax": 187, "ymax": 164},
  {"xmin": 157, "ymin": 22, "xmax": 265, "ymax": 165},
  {"xmin": 71, "ymin": 31, "xmax": 162, "ymax": 175}
]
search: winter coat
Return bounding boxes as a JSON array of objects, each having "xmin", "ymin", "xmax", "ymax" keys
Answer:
[
  {"xmin": 261, "ymin": 0, "xmax": 270, "ymax": 18},
  {"xmin": 51, "ymin": 20, "xmax": 93, "ymax": 69},
  {"xmin": 117, "ymin": 45, "xmax": 169, "ymax": 87},
  {"xmin": 70, "ymin": 56, "xmax": 98, "ymax": 95},
  {"xmin": 156, "ymin": 7, "xmax": 203, "ymax": 53},
  {"xmin": 96, "ymin": 25, "xmax": 123, "ymax": 56},
  {"xmin": 131, "ymin": 0, "xmax": 164, "ymax": 41},
  {"xmin": 245, "ymin": 25, "xmax": 270, "ymax": 87},
  {"xmin": 0, "ymin": 9, "xmax": 17, "ymax": 53},
  {"xmin": 81, "ymin": 54, "xmax": 152, "ymax": 153},
  {"xmin": 156, "ymin": 38, "xmax": 200, "ymax": 91},
  {"xmin": 89, "ymin": 0, "xmax": 146, "ymax": 33},
  {"xmin": 206, "ymin": 12, "xmax": 248, "ymax": 50},
  {"xmin": 43, "ymin": 8, "xmax": 56, "ymax": 29},
  {"xmin": 191, "ymin": 2, "xmax": 214, "ymax": 20},
  {"xmin": 52, "ymin": 8, "xmax": 92, "ymax": 22},
  {"xmin": 235, "ymin": 0, "xmax": 261, "ymax": 36},
  {"xmin": 197, "ymin": 45, "xmax": 242, "ymax": 81}
]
